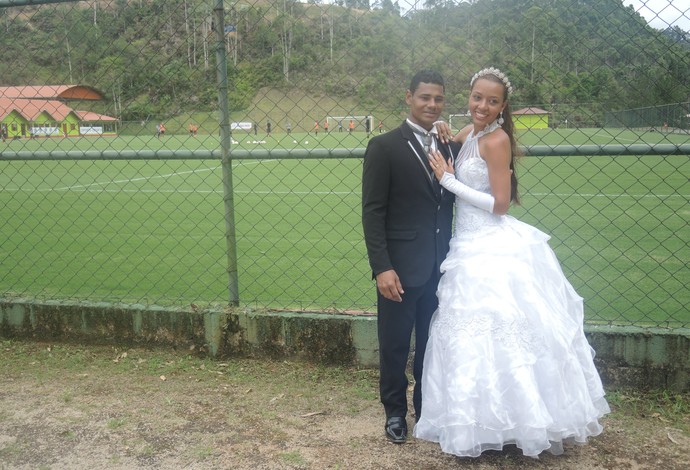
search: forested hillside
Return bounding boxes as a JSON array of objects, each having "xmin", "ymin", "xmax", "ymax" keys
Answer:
[{"xmin": 0, "ymin": 0, "xmax": 687, "ymax": 121}]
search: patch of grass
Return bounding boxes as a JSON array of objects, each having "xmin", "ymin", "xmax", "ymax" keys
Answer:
[
  {"xmin": 107, "ymin": 417, "xmax": 127, "ymax": 430},
  {"xmin": 607, "ymin": 389, "xmax": 690, "ymax": 432},
  {"xmin": 192, "ymin": 445, "xmax": 215, "ymax": 460},
  {"xmin": 0, "ymin": 444, "xmax": 19, "ymax": 457},
  {"xmin": 1, "ymin": 339, "xmax": 381, "ymax": 423},
  {"xmin": 59, "ymin": 429, "xmax": 77, "ymax": 440},
  {"xmin": 279, "ymin": 450, "xmax": 307, "ymax": 466},
  {"xmin": 138, "ymin": 444, "xmax": 155, "ymax": 457}
]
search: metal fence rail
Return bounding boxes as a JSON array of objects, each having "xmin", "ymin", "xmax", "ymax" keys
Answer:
[{"xmin": 1, "ymin": 0, "xmax": 688, "ymax": 328}]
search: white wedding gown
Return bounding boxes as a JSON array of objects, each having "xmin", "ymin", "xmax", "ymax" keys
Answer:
[{"xmin": 413, "ymin": 122, "xmax": 610, "ymax": 458}]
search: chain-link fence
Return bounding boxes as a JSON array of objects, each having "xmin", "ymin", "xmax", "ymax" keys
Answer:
[{"xmin": 1, "ymin": 0, "xmax": 688, "ymax": 328}]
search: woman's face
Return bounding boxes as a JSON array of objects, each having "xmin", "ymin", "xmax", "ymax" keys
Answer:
[{"xmin": 468, "ymin": 78, "xmax": 506, "ymax": 129}]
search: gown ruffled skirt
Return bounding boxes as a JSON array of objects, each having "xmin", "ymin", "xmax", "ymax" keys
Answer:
[{"xmin": 413, "ymin": 209, "xmax": 610, "ymax": 458}]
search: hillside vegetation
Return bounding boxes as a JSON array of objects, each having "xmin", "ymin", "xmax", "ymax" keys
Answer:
[{"xmin": 0, "ymin": 0, "xmax": 687, "ymax": 126}]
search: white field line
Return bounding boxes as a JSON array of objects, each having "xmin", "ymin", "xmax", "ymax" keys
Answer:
[
  {"xmin": 47, "ymin": 159, "xmax": 274, "ymax": 191},
  {"xmin": 53, "ymin": 165, "xmax": 220, "ymax": 191},
  {"xmin": 0, "ymin": 160, "xmax": 270, "ymax": 192},
  {"xmin": 0, "ymin": 159, "xmax": 685, "ymax": 198},
  {"xmin": 52, "ymin": 169, "xmax": 217, "ymax": 191},
  {"xmin": 528, "ymin": 192, "xmax": 686, "ymax": 198}
]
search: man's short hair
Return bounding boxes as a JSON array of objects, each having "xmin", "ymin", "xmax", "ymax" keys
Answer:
[{"xmin": 409, "ymin": 69, "xmax": 445, "ymax": 94}]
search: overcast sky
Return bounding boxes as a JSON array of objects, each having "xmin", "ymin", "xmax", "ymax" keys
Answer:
[{"xmin": 625, "ymin": 0, "xmax": 689, "ymax": 31}]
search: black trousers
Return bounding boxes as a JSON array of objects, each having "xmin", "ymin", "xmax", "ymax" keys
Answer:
[{"xmin": 377, "ymin": 272, "xmax": 440, "ymax": 419}]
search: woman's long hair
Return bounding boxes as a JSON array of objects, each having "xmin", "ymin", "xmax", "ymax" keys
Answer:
[
  {"xmin": 501, "ymin": 100, "xmax": 520, "ymax": 204},
  {"xmin": 476, "ymin": 73, "xmax": 520, "ymax": 204}
]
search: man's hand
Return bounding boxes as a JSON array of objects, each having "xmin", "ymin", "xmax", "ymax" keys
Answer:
[{"xmin": 376, "ymin": 270, "xmax": 404, "ymax": 302}]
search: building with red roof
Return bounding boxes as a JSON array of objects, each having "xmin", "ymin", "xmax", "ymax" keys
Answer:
[
  {"xmin": 0, "ymin": 85, "xmax": 117, "ymax": 139},
  {"xmin": 513, "ymin": 107, "xmax": 550, "ymax": 129}
]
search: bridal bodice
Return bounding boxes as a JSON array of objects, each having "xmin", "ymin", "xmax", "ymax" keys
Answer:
[{"xmin": 453, "ymin": 121, "xmax": 504, "ymax": 233}]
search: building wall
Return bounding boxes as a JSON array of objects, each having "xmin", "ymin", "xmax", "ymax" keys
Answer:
[
  {"xmin": 27, "ymin": 111, "xmax": 82, "ymax": 137},
  {"xmin": 64, "ymin": 113, "xmax": 81, "ymax": 137},
  {"xmin": 2, "ymin": 110, "xmax": 30, "ymax": 138},
  {"xmin": 2, "ymin": 299, "xmax": 688, "ymax": 391},
  {"xmin": 31, "ymin": 111, "xmax": 62, "ymax": 137}
]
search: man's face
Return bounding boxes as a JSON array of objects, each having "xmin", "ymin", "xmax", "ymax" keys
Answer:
[{"xmin": 406, "ymin": 82, "xmax": 445, "ymax": 130}]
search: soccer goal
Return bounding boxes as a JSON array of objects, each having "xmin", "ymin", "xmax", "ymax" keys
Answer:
[
  {"xmin": 448, "ymin": 112, "xmax": 471, "ymax": 131},
  {"xmin": 326, "ymin": 115, "xmax": 374, "ymax": 133}
]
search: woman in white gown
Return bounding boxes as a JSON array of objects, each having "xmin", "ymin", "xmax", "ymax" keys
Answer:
[{"xmin": 413, "ymin": 67, "xmax": 610, "ymax": 458}]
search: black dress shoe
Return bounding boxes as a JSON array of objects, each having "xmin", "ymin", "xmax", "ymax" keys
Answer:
[{"xmin": 385, "ymin": 416, "xmax": 407, "ymax": 444}]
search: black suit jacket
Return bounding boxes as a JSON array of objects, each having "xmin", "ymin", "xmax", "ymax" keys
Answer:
[{"xmin": 362, "ymin": 121, "xmax": 459, "ymax": 287}]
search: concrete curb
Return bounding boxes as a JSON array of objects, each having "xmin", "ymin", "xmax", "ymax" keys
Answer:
[{"xmin": 1, "ymin": 299, "xmax": 688, "ymax": 391}]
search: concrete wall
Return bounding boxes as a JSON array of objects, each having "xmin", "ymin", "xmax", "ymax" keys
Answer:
[{"xmin": 1, "ymin": 299, "xmax": 688, "ymax": 391}]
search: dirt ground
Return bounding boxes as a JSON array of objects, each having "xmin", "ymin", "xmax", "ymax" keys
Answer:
[{"xmin": 0, "ymin": 340, "xmax": 688, "ymax": 470}]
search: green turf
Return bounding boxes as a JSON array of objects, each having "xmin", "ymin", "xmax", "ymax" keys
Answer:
[
  {"xmin": 1, "ymin": 128, "xmax": 688, "ymax": 327},
  {"xmin": 2, "ymin": 125, "xmax": 688, "ymax": 153}
]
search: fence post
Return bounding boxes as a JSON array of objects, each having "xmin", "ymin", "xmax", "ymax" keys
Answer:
[{"xmin": 214, "ymin": 0, "xmax": 240, "ymax": 306}]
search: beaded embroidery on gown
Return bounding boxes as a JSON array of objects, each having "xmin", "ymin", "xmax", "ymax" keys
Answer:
[{"xmin": 413, "ymin": 121, "xmax": 610, "ymax": 458}]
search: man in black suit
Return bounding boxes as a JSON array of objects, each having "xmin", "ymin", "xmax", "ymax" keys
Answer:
[{"xmin": 362, "ymin": 69, "xmax": 458, "ymax": 444}]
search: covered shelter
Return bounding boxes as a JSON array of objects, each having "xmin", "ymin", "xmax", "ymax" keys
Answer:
[
  {"xmin": 75, "ymin": 110, "xmax": 118, "ymax": 136},
  {"xmin": 513, "ymin": 107, "xmax": 550, "ymax": 129}
]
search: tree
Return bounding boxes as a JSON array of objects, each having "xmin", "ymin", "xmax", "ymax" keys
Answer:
[{"xmin": 377, "ymin": 0, "xmax": 400, "ymax": 16}]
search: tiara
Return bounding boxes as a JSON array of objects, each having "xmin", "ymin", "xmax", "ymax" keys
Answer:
[{"xmin": 471, "ymin": 67, "xmax": 514, "ymax": 96}]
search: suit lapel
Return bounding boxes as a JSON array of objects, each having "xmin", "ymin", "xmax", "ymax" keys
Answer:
[
  {"xmin": 401, "ymin": 122, "xmax": 436, "ymax": 189},
  {"xmin": 401, "ymin": 122, "xmax": 459, "ymax": 200}
]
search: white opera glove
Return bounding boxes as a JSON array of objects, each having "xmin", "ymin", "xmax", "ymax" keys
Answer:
[{"xmin": 439, "ymin": 172, "xmax": 495, "ymax": 213}]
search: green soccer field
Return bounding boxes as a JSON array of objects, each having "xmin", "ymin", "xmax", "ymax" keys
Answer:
[
  {"xmin": 1, "ymin": 128, "xmax": 688, "ymax": 326},
  {"xmin": 2, "ymin": 125, "xmax": 688, "ymax": 153}
]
